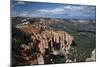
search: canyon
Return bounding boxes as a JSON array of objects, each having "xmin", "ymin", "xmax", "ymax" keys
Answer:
[{"xmin": 12, "ymin": 17, "xmax": 96, "ymax": 66}]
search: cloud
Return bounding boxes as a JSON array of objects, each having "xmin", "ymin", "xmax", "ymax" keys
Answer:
[
  {"xmin": 35, "ymin": 5, "xmax": 90, "ymax": 15},
  {"xmin": 64, "ymin": 5, "xmax": 85, "ymax": 10},
  {"xmin": 16, "ymin": 1, "xmax": 26, "ymax": 5},
  {"xmin": 11, "ymin": 3, "xmax": 95, "ymax": 19},
  {"xmin": 19, "ymin": 12, "xmax": 28, "ymax": 17},
  {"xmin": 37, "ymin": 7, "xmax": 65, "ymax": 14}
]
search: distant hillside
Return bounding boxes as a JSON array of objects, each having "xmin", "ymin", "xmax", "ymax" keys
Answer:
[{"xmin": 12, "ymin": 17, "xmax": 96, "ymax": 32}]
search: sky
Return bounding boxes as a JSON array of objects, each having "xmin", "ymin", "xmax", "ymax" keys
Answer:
[{"xmin": 11, "ymin": 1, "xmax": 96, "ymax": 20}]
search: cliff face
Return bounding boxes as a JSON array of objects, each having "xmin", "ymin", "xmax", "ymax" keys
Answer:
[
  {"xmin": 31, "ymin": 30, "xmax": 74, "ymax": 54},
  {"xmin": 12, "ymin": 23, "xmax": 76, "ymax": 65}
]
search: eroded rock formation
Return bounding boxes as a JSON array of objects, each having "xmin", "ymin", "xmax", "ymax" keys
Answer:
[{"xmin": 12, "ymin": 22, "xmax": 76, "ymax": 66}]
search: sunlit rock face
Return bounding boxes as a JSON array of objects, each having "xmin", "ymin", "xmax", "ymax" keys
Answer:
[
  {"xmin": 31, "ymin": 30, "xmax": 74, "ymax": 55},
  {"xmin": 12, "ymin": 23, "xmax": 76, "ymax": 65}
]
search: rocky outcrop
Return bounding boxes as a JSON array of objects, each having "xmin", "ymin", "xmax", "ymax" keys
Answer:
[
  {"xmin": 12, "ymin": 21, "xmax": 76, "ymax": 66},
  {"xmin": 31, "ymin": 30, "xmax": 75, "ymax": 54}
]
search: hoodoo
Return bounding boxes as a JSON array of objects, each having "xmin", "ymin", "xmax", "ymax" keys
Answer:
[{"xmin": 12, "ymin": 23, "xmax": 76, "ymax": 65}]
